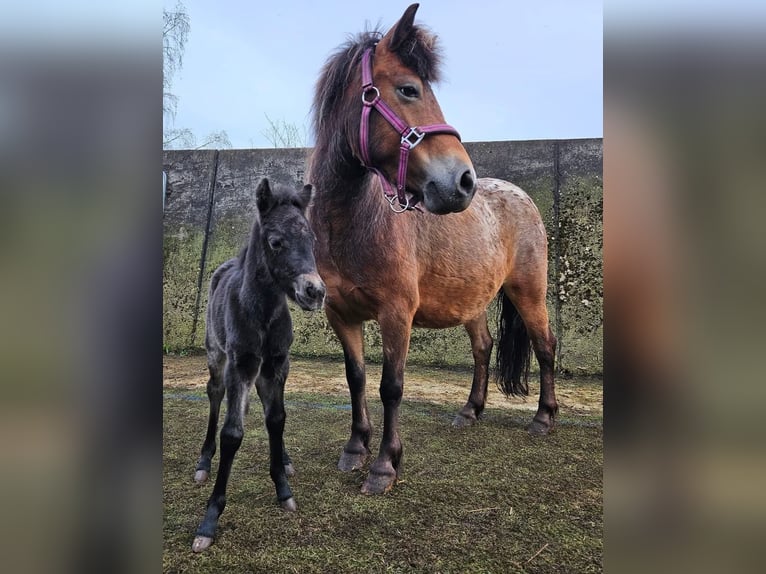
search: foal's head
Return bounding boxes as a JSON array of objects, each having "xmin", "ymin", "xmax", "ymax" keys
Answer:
[{"xmin": 255, "ymin": 178, "xmax": 325, "ymax": 311}]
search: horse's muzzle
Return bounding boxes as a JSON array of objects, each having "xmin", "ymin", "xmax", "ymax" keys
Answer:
[
  {"xmin": 421, "ymin": 159, "xmax": 477, "ymax": 214},
  {"xmin": 293, "ymin": 273, "xmax": 326, "ymax": 311}
]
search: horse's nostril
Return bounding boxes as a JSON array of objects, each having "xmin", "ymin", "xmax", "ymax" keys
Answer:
[
  {"xmin": 459, "ymin": 170, "xmax": 475, "ymax": 195},
  {"xmin": 305, "ymin": 283, "xmax": 317, "ymax": 298}
]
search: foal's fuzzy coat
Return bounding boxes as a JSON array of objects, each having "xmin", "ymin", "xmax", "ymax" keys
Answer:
[{"xmin": 191, "ymin": 178, "xmax": 325, "ymax": 552}]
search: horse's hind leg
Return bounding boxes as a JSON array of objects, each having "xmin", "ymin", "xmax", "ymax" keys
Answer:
[
  {"xmin": 255, "ymin": 354, "xmax": 297, "ymax": 512},
  {"xmin": 192, "ymin": 353, "xmax": 257, "ymax": 553},
  {"xmin": 194, "ymin": 355, "xmax": 225, "ymax": 483},
  {"xmin": 507, "ymin": 287, "xmax": 558, "ymax": 436},
  {"xmin": 326, "ymin": 308, "xmax": 371, "ymax": 472},
  {"xmin": 453, "ymin": 312, "xmax": 493, "ymax": 428}
]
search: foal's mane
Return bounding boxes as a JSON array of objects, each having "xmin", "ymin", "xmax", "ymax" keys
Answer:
[{"xmin": 311, "ymin": 25, "xmax": 443, "ymax": 178}]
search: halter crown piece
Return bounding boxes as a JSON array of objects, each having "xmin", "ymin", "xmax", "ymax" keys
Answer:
[{"xmin": 358, "ymin": 46, "xmax": 461, "ymax": 212}]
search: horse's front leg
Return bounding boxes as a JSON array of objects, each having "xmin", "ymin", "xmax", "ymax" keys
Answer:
[
  {"xmin": 361, "ymin": 312, "xmax": 412, "ymax": 495},
  {"xmin": 327, "ymin": 307, "xmax": 371, "ymax": 472},
  {"xmin": 255, "ymin": 354, "xmax": 297, "ymax": 512},
  {"xmin": 192, "ymin": 353, "xmax": 258, "ymax": 552}
]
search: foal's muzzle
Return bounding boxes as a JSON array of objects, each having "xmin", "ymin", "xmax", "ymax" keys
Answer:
[{"xmin": 293, "ymin": 273, "xmax": 326, "ymax": 311}]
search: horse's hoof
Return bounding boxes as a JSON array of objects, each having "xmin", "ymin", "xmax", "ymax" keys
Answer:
[
  {"xmin": 338, "ymin": 450, "xmax": 368, "ymax": 472},
  {"xmin": 284, "ymin": 463, "xmax": 296, "ymax": 477},
  {"xmin": 192, "ymin": 535, "xmax": 213, "ymax": 553},
  {"xmin": 527, "ymin": 419, "xmax": 553, "ymax": 436},
  {"xmin": 451, "ymin": 413, "xmax": 477, "ymax": 428},
  {"xmin": 361, "ymin": 472, "xmax": 396, "ymax": 495},
  {"xmin": 280, "ymin": 497, "xmax": 298, "ymax": 512},
  {"xmin": 194, "ymin": 470, "xmax": 209, "ymax": 484}
]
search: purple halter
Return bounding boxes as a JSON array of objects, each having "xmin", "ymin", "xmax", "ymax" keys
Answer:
[{"xmin": 358, "ymin": 46, "xmax": 461, "ymax": 212}]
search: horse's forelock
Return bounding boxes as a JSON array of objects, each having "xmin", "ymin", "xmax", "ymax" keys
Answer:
[{"xmin": 390, "ymin": 26, "xmax": 442, "ymax": 83}]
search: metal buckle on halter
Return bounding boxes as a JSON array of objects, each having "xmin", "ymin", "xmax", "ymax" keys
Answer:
[
  {"xmin": 361, "ymin": 86, "xmax": 380, "ymax": 106},
  {"xmin": 401, "ymin": 127, "xmax": 425, "ymax": 149}
]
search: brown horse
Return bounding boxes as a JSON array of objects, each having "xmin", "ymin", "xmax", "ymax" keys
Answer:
[{"xmin": 308, "ymin": 3, "xmax": 557, "ymax": 495}]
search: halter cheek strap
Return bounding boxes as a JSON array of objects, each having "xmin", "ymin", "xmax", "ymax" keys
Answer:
[{"xmin": 358, "ymin": 47, "xmax": 461, "ymax": 212}]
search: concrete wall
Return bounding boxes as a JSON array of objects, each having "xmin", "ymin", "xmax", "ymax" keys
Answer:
[{"xmin": 163, "ymin": 139, "xmax": 602, "ymax": 374}]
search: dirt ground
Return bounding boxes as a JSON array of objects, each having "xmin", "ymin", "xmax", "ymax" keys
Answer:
[{"xmin": 163, "ymin": 354, "xmax": 602, "ymax": 415}]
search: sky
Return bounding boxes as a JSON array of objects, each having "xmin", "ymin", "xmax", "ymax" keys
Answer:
[{"xmin": 164, "ymin": 0, "xmax": 603, "ymax": 149}]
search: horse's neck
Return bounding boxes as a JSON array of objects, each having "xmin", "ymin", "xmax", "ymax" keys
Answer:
[
  {"xmin": 312, "ymin": 170, "xmax": 417, "ymax": 284},
  {"xmin": 315, "ymin": 167, "xmax": 386, "ymax": 219}
]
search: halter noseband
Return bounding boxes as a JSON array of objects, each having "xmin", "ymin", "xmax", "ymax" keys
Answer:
[{"xmin": 358, "ymin": 46, "xmax": 461, "ymax": 212}]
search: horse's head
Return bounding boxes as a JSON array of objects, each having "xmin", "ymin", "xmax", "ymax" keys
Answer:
[
  {"xmin": 360, "ymin": 3, "xmax": 477, "ymax": 214},
  {"xmin": 255, "ymin": 178, "xmax": 326, "ymax": 310}
]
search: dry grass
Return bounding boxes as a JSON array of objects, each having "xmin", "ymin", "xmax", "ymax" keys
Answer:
[{"xmin": 163, "ymin": 356, "xmax": 602, "ymax": 573}]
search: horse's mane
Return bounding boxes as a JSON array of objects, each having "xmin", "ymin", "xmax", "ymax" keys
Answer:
[{"xmin": 311, "ymin": 25, "xmax": 443, "ymax": 176}]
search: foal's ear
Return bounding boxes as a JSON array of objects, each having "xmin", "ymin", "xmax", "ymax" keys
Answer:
[
  {"xmin": 388, "ymin": 3, "xmax": 419, "ymax": 52},
  {"xmin": 256, "ymin": 177, "xmax": 274, "ymax": 213},
  {"xmin": 298, "ymin": 184, "xmax": 314, "ymax": 211}
]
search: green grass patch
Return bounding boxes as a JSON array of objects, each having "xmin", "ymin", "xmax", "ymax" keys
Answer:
[{"xmin": 164, "ymin": 389, "xmax": 602, "ymax": 573}]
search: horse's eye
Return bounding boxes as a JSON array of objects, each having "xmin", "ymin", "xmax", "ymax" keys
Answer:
[
  {"xmin": 268, "ymin": 237, "xmax": 283, "ymax": 251},
  {"xmin": 398, "ymin": 85, "xmax": 419, "ymax": 99}
]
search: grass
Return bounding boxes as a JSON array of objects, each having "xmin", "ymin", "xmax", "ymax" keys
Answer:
[{"xmin": 163, "ymin": 376, "xmax": 602, "ymax": 573}]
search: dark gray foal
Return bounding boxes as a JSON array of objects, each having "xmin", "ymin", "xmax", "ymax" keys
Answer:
[{"xmin": 192, "ymin": 178, "xmax": 325, "ymax": 553}]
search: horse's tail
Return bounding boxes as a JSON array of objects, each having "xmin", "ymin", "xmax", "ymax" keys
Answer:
[{"xmin": 494, "ymin": 290, "xmax": 532, "ymax": 397}]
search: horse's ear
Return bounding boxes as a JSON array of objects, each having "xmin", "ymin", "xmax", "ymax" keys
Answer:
[
  {"xmin": 298, "ymin": 184, "xmax": 314, "ymax": 211},
  {"xmin": 256, "ymin": 177, "xmax": 274, "ymax": 213},
  {"xmin": 388, "ymin": 3, "xmax": 419, "ymax": 52}
]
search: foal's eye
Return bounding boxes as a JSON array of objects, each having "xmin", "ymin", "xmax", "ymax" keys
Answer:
[
  {"xmin": 267, "ymin": 237, "xmax": 283, "ymax": 251},
  {"xmin": 397, "ymin": 85, "xmax": 419, "ymax": 99}
]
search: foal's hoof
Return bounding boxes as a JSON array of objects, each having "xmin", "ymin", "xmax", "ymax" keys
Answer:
[
  {"xmin": 284, "ymin": 463, "xmax": 296, "ymax": 477},
  {"xmin": 191, "ymin": 535, "xmax": 213, "ymax": 553},
  {"xmin": 452, "ymin": 413, "xmax": 478, "ymax": 428},
  {"xmin": 338, "ymin": 450, "xmax": 369, "ymax": 472},
  {"xmin": 280, "ymin": 497, "xmax": 298, "ymax": 512},
  {"xmin": 194, "ymin": 470, "xmax": 209, "ymax": 484},
  {"xmin": 527, "ymin": 418, "xmax": 554, "ymax": 436}
]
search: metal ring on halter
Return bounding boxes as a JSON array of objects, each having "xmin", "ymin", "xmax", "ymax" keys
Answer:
[
  {"xmin": 361, "ymin": 86, "xmax": 380, "ymax": 106},
  {"xmin": 386, "ymin": 191, "xmax": 410, "ymax": 213}
]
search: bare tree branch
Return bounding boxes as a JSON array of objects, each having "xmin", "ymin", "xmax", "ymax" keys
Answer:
[
  {"xmin": 162, "ymin": 2, "xmax": 232, "ymax": 150},
  {"xmin": 163, "ymin": 2, "xmax": 190, "ymax": 119},
  {"xmin": 261, "ymin": 114, "xmax": 307, "ymax": 148}
]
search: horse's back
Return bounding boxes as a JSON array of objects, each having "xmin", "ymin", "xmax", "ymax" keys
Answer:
[
  {"xmin": 470, "ymin": 177, "xmax": 548, "ymax": 266},
  {"xmin": 475, "ymin": 178, "xmax": 546, "ymax": 230}
]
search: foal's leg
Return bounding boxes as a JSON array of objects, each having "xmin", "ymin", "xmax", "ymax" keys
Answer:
[
  {"xmin": 326, "ymin": 307, "xmax": 372, "ymax": 472},
  {"xmin": 506, "ymin": 286, "xmax": 558, "ymax": 436},
  {"xmin": 192, "ymin": 354, "xmax": 257, "ymax": 553},
  {"xmin": 453, "ymin": 312, "xmax": 493, "ymax": 428},
  {"xmin": 255, "ymin": 354, "xmax": 297, "ymax": 512},
  {"xmin": 194, "ymin": 355, "xmax": 225, "ymax": 483},
  {"xmin": 362, "ymin": 312, "xmax": 411, "ymax": 495}
]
